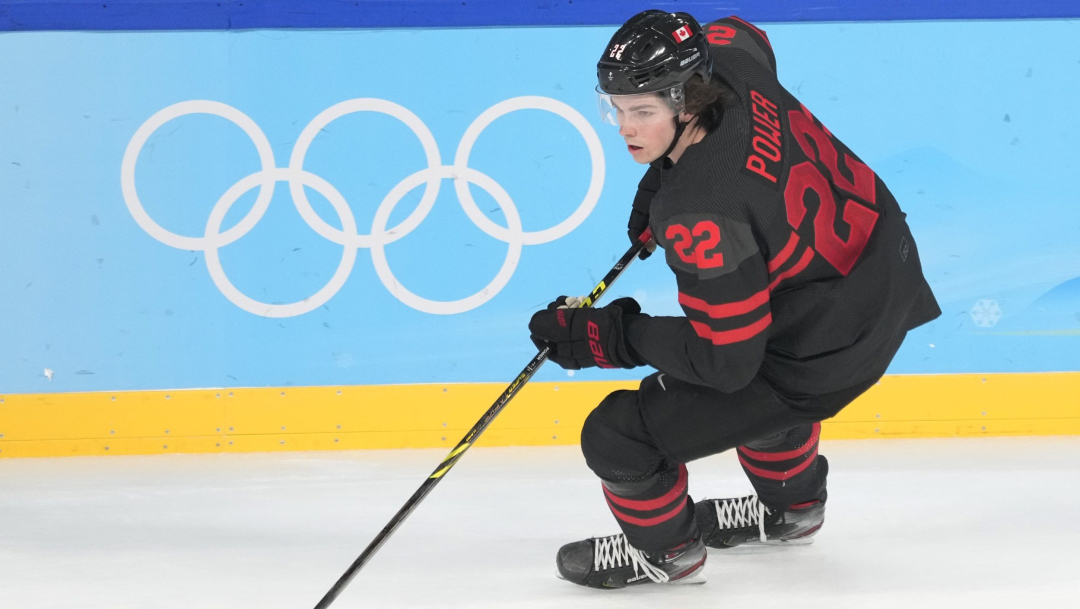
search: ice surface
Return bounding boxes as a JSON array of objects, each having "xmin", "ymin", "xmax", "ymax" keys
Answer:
[{"xmin": 2, "ymin": 437, "xmax": 1079, "ymax": 608}]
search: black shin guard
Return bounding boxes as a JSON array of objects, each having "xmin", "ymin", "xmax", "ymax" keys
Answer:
[
  {"xmin": 600, "ymin": 464, "xmax": 697, "ymax": 554},
  {"xmin": 581, "ymin": 390, "xmax": 696, "ymax": 553},
  {"xmin": 737, "ymin": 423, "xmax": 827, "ymax": 509}
]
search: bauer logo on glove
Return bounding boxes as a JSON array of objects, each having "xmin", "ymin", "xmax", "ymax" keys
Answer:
[{"xmin": 529, "ymin": 296, "xmax": 645, "ymax": 370}]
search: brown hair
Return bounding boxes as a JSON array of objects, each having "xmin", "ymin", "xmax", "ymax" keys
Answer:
[{"xmin": 683, "ymin": 74, "xmax": 728, "ymax": 133}]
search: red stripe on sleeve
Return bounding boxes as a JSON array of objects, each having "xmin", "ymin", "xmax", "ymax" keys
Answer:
[
  {"xmin": 767, "ymin": 232, "xmax": 800, "ymax": 273},
  {"xmin": 690, "ymin": 312, "xmax": 772, "ymax": 345},
  {"xmin": 738, "ymin": 423, "xmax": 821, "ymax": 462},
  {"xmin": 602, "ymin": 465, "xmax": 687, "ymax": 512},
  {"xmin": 768, "ymin": 247, "xmax": 814, "ymax": 292},
  {"xmin": 738, "ymin": 445, "xmax": 819, "ymax": 481},
  {"xmin": 679, "ymin": 289, "xmax": 769, "ymax": 320}
]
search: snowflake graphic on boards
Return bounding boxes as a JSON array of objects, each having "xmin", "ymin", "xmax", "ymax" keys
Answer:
[{"xmin": 970, "ymin": 299, "xmax": 1002, "ymax": 328}]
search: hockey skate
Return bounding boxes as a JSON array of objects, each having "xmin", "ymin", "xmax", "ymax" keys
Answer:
[
  {"xmin": 694, "ymin": 494, "xmax": 825, "ymax": 550},
  {"xmin": 556, "ymin": 533, "xmax": 707, "ymax": 589}
]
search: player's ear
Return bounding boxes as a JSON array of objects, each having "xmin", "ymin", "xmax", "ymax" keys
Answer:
[{"xmin": 679, "ymin": 111, "xmax": 696, "ymax": 124}]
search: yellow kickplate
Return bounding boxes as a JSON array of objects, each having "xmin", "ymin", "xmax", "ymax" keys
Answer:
[{"xmin": 1, "ymin": 373, "xmax": 1078, "ymax": 458}]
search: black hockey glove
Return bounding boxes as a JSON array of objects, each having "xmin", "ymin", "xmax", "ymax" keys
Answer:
[
  {"xmin": 529, "ymin": 296, "xmax": 645, "ymax": 370},
  {"xmin": 628, "ymin": 166, "xmax": 662, "ymax": 260}
]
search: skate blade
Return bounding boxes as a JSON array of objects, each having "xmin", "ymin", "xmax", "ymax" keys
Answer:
[
  {"xmin": 710, "ymin": 537, "xmax": 816, "ymax": 553},
  {"xmin": 667, "ymin": 568, "xmax": 707, "ymax": 585},
  {"xmin": 759, "ymin": 537, "xmax": 816, "ymax": 546}
]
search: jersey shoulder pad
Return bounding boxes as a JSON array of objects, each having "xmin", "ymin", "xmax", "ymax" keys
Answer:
[{"xmin": 702, "ymin": 16, "xmax": 777, "ymax": 74}]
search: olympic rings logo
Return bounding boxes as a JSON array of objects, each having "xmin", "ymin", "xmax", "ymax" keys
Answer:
[{"xmin": 121, "ymin": 97, "xmax": 604, "ymax": 317}]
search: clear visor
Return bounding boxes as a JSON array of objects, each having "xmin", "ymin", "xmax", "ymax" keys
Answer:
[{"xmin": 595, "ymin": 84, "xmax": 685, "ymax": 128}]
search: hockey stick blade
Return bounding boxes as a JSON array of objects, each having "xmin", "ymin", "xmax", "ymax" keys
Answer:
[{"xmin": 312, "ymin": 228, "xmax": 654, "ymax": 608}]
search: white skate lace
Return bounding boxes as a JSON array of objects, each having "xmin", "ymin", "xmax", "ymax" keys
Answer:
[
  {"xmin": 713, "ymin": 495, "xmax": 773, "ymax": 543},
  {"xmin": 592, "ymin": 534, "xmax": 670, "ymax": 583}
]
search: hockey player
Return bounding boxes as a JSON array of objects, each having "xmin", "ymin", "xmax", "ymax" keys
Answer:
[{"xmin": 528, "ymin": 11, "xmax": 941, "ymax": 589}]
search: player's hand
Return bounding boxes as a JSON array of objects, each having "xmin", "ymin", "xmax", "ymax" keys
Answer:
[
  {"xmin": 628, "ymin": 166, "xmax": 661, "ymax": 260},
  {"xmin": 546, "ymin": 295, "xmax": 585, "ymax": 310},
  {"xmin": 529, "ymin": 297, "xmax": 644, "ymax": 370}
]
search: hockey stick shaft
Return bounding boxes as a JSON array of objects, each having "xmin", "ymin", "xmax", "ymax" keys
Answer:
[{"xmin": 313, "ymin": 229, "xmax": 654, "ymax": 608}]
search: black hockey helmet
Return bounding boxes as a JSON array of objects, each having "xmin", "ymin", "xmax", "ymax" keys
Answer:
[
  {"xmin": 595, "ymin": 10, "xmax": 712, "ymax": 163},
  {"xmin": 597, "ymin": 10, "xmax": 712, "ymax": 97}
]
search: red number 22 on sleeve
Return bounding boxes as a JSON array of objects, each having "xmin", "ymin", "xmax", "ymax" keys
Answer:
[{"xmin": 666, "ymin": 221, "xmax": 725, "ymax": 269}]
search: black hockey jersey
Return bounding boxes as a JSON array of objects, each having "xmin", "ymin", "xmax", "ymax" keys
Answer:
[{"xmin": 624, "ymin": 16, "xmax": 941, "ymax": 397}]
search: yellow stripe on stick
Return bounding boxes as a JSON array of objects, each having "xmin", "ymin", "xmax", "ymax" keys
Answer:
[
  {"xmin": 445, "ymin": 442, "xmax": 471, "ymax": 460},
  {"xmin": 429, "ymin": 442, "xmax": 471, "ymax": 479}
]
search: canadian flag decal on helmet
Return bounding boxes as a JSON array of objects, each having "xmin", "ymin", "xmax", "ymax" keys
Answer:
[{"xmin": 673, "ymin": 26, "xmax": 692, "ymax": 42}]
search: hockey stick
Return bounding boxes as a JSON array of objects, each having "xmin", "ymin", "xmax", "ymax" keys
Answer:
[{"xmin": 313, "ymin": 228, "xmax": 654, "ymax": 608}]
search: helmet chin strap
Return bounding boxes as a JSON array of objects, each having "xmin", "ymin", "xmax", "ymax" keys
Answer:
[{"xmin": 650, "ymin": 116, "xmax": 690, "ymax": 169}]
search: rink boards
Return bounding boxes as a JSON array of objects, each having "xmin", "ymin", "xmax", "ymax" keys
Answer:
[
  {"xmin": 2, "ymin": 372, "xmax": 1079, "ymax": 458},
  {"xmin": 4, "ymin": 18, "xmax": 1080, "ymax": 458}
]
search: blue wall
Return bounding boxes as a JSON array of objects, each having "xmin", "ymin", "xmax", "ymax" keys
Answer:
[
  {"xmin": 3, "ymin": 18, "xmax": 1080, "ymax": 394},
  {"xmin": 4, "ymin": 0, "xmax": 1080, "ymax": 30}
]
